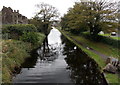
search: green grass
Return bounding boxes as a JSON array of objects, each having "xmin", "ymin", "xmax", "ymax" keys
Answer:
[
  {"xmin": 83, "ymin": 32, "xmax": 120, "ymax": 40},
  {"xmin": 111, "ymin": 37, "xmax": 120, "ymax": 40},
  {"xmin": 2, "ymin": 33, "xmax": 46, "ymax": 83},
  {"xmin": 69, "ymin": 33, "xmax": 120, "ymax": 59},
  {"xmin": 37, "ymin": 33, "xmax": 46, "ymax": 46},
  {"xmin": 82, "ymin": 48, "xmax": 106, "ymax": 68},
  {"xmin": 99, "ymin": 34, "xmax": 120, "ymax": 40},
  {"xmin": 99, "ymin": 33, "xmax": 110, "ymax": 36},
  {"xmin": 59, "ymin": 29, "xmax": 120, "ymax": 84},
  {"xmin": 105, "ymin": 73, "xmax": 119, "ymax": 84},
  {"xmin": 59, "ymin": 29, "xmax": 105, "ymax": 69},
  {"xmin": 2, "ymin": 40, "xmax": 31, "ymax": 83}
]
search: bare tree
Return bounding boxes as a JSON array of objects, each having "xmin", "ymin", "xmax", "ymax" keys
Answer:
[
  {"xmin": 36, "ymin": 2, "xmax": 59, "ymax": 22},
  {"xmin": 35, "ymin": 2, "xmax": 59, "ymax": 34}
]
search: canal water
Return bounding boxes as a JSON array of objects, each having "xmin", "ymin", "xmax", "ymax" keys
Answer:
[{"xmin": 12, "ymin": 28, "xmax": 107, "ymax": 85}]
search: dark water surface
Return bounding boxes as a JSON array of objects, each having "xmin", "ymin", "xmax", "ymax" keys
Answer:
[{"xmin": 12, "ymin": 28, "xmax": 107, "ymax": 85}]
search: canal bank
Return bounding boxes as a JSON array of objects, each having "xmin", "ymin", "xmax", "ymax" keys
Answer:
[
  {"xmin": 12, "ymin": 28, "xmax": 107, "ymax": 85},
  {"xmin": 2, "ymin": 33, "xmax": 46, "ymax": 83},
  {"xmin": 58, "ymin": 28, "xmax": 119, "ymax": 84}
]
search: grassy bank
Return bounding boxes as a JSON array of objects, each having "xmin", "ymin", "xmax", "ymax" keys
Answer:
[
  {"xmin": 2, "ymin": 33, "xmax": 45, "ymax": 83},
  {"xmin": 58, "ymin": 29, "xmax": 120, "ymax": 84},
  {"xmin": 72, "ymin": 34, "xmax": 120, "ymax": 60},
  {"xmin": 2, "ymin": 24, "xmax": 46, "ymax": 83},
  {"xmin": 2, "ymin": 40, "xmax": 32, "ymax": 83}
]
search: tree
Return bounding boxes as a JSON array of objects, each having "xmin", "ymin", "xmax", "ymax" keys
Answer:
[
  {"xmin": 82, "ymin": 0, "xmax": 118, "ymax": 38},
  {"xmin": 61, "ymin": 0, "xmax": 118, "ymax": 40},
  {"xmin": 35, "ymin": 2, "xmax": 59, "ymax": 34},
  {"xmin": 29, "ymin": 16, "xmax": 43, "ymax": 32},
  {"xmin": 61, "ymin": 4, "xmax": 88, "ymax": 34}
]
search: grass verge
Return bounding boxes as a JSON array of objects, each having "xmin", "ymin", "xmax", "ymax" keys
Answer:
[{"xmin": 58, "ymin": 29, "xmax": 120, "ymax": 84}]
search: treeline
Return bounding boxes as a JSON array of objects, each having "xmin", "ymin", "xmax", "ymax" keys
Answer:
[{"xmin": 61, "ymin": 0, "xmax": 119, "ymax": 41}]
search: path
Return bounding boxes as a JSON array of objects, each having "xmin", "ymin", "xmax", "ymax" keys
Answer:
[{"xmin": 67, "ymin": 34, "xmax": 109, "ymax": 60}]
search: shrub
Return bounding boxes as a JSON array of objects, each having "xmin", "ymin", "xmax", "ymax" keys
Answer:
[
  {"xmin": 99, "ymin": 36, "xmax": 120, "ymax": 49},
  {"xmin": 20, "ymin": 32, "xmax": 39, "ymax": 45},
  {"xmin": 81, "ymin": 33, "xmax": 120, "ymax": 49},
  {"xmin": 2, "ymin": 24, "xmax": 37, "ymax": 39},
  {"xmin": 29, "ymin": 19, "xmax": 43, "ymax": 32}
]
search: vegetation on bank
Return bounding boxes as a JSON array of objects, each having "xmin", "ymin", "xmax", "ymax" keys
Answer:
[
  {"xmin": 2, "ymin": 2, "xmax": 59, "ymax": 82},
  {"xmin": 59, "ymin": 29, "xmax": 120, "ymax": 84},
  {"xmin": 99, "ymin": 34, "xmax": 120, "ymax": 40},
  {"xmin": 2, "ymin": 40, "xmax": 31, "ymax": 82},
  {"xmin": 2, "ymin": 24, "xmax": 37, "ymax": 39},
  {"xmin": 60, "ymin": 1, "xmax": 119, "ymax": 41},
  {"xmin": 2, "ymin": 24, "xmax": 46, "ymax": 83},
  {"xmin": 60, "ymin": 0, "xmax": 119, "ymax": 84}
]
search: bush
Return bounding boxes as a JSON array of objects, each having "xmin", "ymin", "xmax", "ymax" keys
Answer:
[
  {"xmin": 2, "ymin": 24, "xmax": 37, "ymax": 39},
  {"xmin": 20, "ymin": 32, "xmax": 39, "ymax": 45},
  {"xmin": 29, "ymin": 19, "xmax": 43, "ymax": 32},
  {"xmin": 99, "ymin": 36, "xmax": 120, "ymax": 49},
  {"xmin": 81, "ymin": 33, "xmax": 120, "ymax": 49}
]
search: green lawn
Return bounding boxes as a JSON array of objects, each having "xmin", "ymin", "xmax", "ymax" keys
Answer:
[
  {"xmin": 99, "ymin": 34, "xmax": 120, "ymax": 40},
  {"xmin": 111, "ymin": 37, "xmax": 120, "ymax": 40},
  {"xmin": 83, "ymin": 32, "xmax": 120, "ymax": 40}
]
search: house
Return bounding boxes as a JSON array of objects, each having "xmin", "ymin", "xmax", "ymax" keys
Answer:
[{"xmin": 1, "ymin": 6, "xmax": 28, "ymax": 25}]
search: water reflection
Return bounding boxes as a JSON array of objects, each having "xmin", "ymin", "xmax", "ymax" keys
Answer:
[
  {"xmin": 12, "ymin": 28, "xmax": 107, "ymax": 84},
  {"xmin": 21, "ymin": 54, "xmax": 38, "ymax": 68},
  {"xmin": 61, "ymin": 35, "xmax": 105, "ymax": 84},
  {"xmin": 37, "ymin": 37, "xmax": 60, "ymax": 62}
]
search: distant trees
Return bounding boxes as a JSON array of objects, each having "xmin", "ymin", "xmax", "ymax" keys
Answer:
[{"xmin": 61, "ymin": 0, "xmax": 118, "ymax": 40}]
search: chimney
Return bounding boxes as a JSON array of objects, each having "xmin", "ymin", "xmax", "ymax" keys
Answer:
[
  {"xmin": 3, "ymin": 6, "xmax": 5, "ymax": 8},
  {"xmin": 17, "ymin": 10, "xmax": 19, "ymax": 13},
  {"xmin": 2, "ymin": 6, "xmax": 6, "ymax": 10}
]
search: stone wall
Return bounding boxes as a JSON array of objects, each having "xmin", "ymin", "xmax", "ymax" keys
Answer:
[{"xmin": 1, "ymin": 6, "xmax": 28, "ymax": 25}]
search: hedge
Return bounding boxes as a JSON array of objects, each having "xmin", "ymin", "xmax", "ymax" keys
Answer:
[{"xmin": 2, "ymin": 24, "xmax": 37, "ymax": 39}]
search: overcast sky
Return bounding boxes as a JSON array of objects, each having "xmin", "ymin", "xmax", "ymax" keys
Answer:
[
  {"xmin": 0, "ymin": 0, "xmax": 118, "ymax": 19},
  {"xmin": 0, "ymin": 0, "xmax": 77, "ymax": 19}
]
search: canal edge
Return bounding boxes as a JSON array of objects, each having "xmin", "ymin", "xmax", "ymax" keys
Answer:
[{"xmin": 57, "ymin": 28, "xmax": 109, "ymax": 84}]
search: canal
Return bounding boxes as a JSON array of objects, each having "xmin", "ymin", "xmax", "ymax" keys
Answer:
[{"xmin": 12, "ymin": 28, "xmax": 107, "ymax": 85}]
